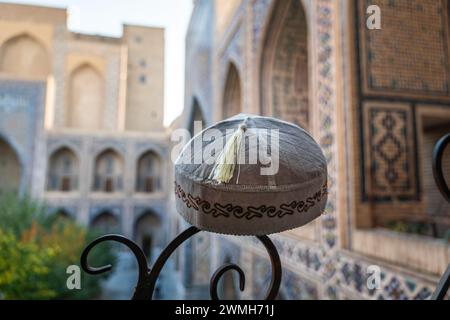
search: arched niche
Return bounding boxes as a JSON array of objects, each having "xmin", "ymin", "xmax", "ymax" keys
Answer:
[
  {"xmin": 93, "ymin": 149, "xmax": 124, "ymax": 193},
  {"xmin": 0, "ymin": 137, "xmax": 22, "ymax": 194},
  {"xmin": 134, "ymin": 210, "xmax": 162, "ymax": 258},
  {"xmin": 47, "ymin": 147, "xmax": 79, "ymax": 192},
  {"xmin": 0, "ymin": 34, "xmax": 50, "ymax": 79},
  {"xmin": 260, "ymin": 0, "xmax": 309, "ymax": 130},
  {"xmin": 222, "ymin": 62, "xmax": 242, "ymax": 119},
  {"xmin": 67, "ymin": 64, "xmax": 105, "ymax": 130},
  {"xmin": 136, "ymin": 151, "xmax": 162, "ymax": 193},
  {"xmin": 91, "ymin": 211, "xmax": 120, "ymax": 234}
]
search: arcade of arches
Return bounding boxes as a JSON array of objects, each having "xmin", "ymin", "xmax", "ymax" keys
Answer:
[{"xmin": 45, "ymin": 146, "xmax": 163, "ymax": 194}]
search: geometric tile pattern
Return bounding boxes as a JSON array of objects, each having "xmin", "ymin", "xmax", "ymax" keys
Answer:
[
  {"xmin": 363, "ymin": 102, "xmax": 417, "ymax": 199},
  {"xmin": 328, "ymin": 253, "xmax": 437, "ymax": 300},
  {"xmin": 315, "ymin": 0, "xmax": 339, "ymax": 250},
  {"xmin": 359, "ymin": 0, "xmax": 450, "ymax": 98},
  {"xmin": 236, "ymin": 233, "xmax": 441, "ymax": 300},
  {"xmin": 270, "ymin": 235, "xmax": 325, "ymax": 275},
  {"xmin": 234, "ymin": 234, "xmax": 327, "ymax": 290}
]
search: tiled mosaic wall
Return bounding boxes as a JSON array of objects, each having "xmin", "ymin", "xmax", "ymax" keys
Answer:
[
  {"xmin": 359, "ymin": 0, "xmax": 450, "ymax": 98},
  {"xmin": 181, "ymin": 0, "xmax": 448, "ymax": 300},
  {"xmin": 0, "ymin": 80, "xmax": 46, "ymax": 195},
  {"xmin": 362, "ymin": 102, "xmax": 417, "ymax": 200},
  {"xmin": 356, "ymin": 0, "xmax": 450, "ymax": 202}
]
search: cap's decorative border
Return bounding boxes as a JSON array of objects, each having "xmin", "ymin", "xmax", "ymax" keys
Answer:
[{"xmin": 174, "ymin": 181, "xmax": 328, "ymax": 220}]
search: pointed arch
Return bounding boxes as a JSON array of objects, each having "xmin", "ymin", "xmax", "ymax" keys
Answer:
[
  {"xmin": 67, "ymin": 63, "xmax": 105, "ymax": 130},
  {"xmin": 0, "ymin": 33, "xmax": 50, "ymax": 79},
  {"xmin": 260, "ymin": 0, "xmax": 309, "ymax": 130},
  {"xmin": 93, "ymin": 148, "xmax": 124, "ymax": 192},
  {"xmin": 0, "ymin": 137, "xmax": 22, "ymax": 194},
  {"xmin": 47, "ymin": 146, "xmax": 79, "ymax": 191},
  {"xmin": 189, "ymin": 97, "xmax": 205, "ymax": 137},
  {"xmin": 91, "ymin": 211, "xmax": 120, "ymax": 233},
  {"xmin": 222, "ymin": 62, "xmax": 242, "ymax": 119},
  {"xmin": 53, "ymin": 208, "xmax": 74, "ymax": 221},
  {"xmin": 136, "ymin": 150, "xmax": 162, "ymax": 193},
  {"xmin": 134, "ymin": 210, "xmax": 162, "ymax": 258}
]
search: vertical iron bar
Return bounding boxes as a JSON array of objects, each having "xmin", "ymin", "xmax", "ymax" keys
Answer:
[{"xmin": 431, "ymin": 265, "xmax": 450, "ymax": 300}]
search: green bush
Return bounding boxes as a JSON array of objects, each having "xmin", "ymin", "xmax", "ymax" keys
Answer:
[
  {"xmin": 0, "ymin": 193, "xmax": 116, "ymax": 299},
  {"xmin": 0, "ymin": 229, "xmax": 56, "ymax": 299}
]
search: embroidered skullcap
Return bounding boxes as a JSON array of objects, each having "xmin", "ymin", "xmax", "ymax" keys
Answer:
[{"xmin": 174, "ymin": 114, "xmax": 328, "ymax": 236}]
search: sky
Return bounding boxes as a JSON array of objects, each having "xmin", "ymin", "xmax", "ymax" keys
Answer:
[{"xmin": 1, "ymin": 0, "xmax": 194, "ymax": 126}]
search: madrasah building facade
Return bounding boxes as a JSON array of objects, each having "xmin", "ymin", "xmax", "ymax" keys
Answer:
[
  {"xmin": 170, "ymin": 0, "xmax": 450, "ymax": 300},
  {"xmin": 0, "ymin": 0, "xmax": 449, "ymax": 300},
  {"xmin": 0, "ymin": 3, "xmax": 169, "ymax": 251}
]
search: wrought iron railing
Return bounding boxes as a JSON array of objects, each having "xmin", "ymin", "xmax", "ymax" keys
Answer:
[{"xmin": 80, "ymin": 134, "xmax": 450, "ymax": 300}]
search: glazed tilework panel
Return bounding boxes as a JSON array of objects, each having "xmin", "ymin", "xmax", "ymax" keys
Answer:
[
  {"xmin": 358, "ymin": 0, "xmax": 450, "ymax": 98},
  {"xmin": 252, "ymin": 0, "xmax": 273, "ymax": 52},
  {"xmin": 362, "ymin": 102, "xmax": 417, "ymax": 199},
  {"xmin": 328, "ymin": 253, "xmax": 438, "ymax": 300},
  {"xmin": 315, "ymin": 0, "xmax": 339, "ymax": 250},
  {"xmin": 252, "ymin": 255, "xmax": 319, "ymax": 300},
  {"xmin": 0, "ymin": 80, "xmax": 46, "ymax": 192}
]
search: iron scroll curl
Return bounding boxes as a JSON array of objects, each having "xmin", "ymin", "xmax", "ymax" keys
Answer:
[{"xmin": 80, "ymin": 227, "xmax": 282, "ymax": 300}]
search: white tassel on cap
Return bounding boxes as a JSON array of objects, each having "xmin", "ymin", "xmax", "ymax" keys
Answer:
[{"xmin": 209, "ymin": 118, "xmax": 248, "ymax": 184}]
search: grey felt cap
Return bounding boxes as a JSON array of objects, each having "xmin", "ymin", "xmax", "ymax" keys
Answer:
[{"xmin": 174, "ymin": 114, "xmax": 328, "ymax": 236}]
